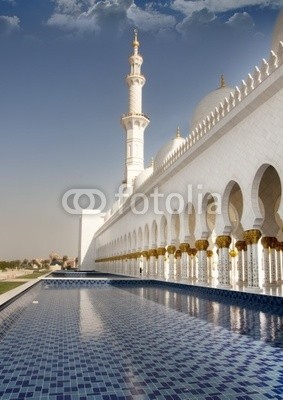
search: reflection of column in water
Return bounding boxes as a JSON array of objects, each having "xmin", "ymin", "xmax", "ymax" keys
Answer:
[
  {"xmin": 261, "ymin": 313, "xmax": 273, "ymax": 343},
  {"xmin": 189, "ymin": 296, "xmax": 199, "ymax": 317},
  {"xmin": 230, "ymin": 306, "xmax": 240, "ymax": 331},
  {"xmin": 168, "ymin": 291, "xmax": 175, "ymax": 308},
  {"xmin": 247, "ymin": 309, "xmax": 261, "ymax": 340},
  {"xmin": 219, "ymin": 302, "xmax": 231, "ymax": 330},
  {"xmin": 175, "ymin": 292, "xmax": 182, "ymax": 311},
  {"xmin": 213, "ymin": 302, "xmax": 220, "ymax": 326},
  {"xmin": 180, "ymin": 293, "xmax": 188, "ymax": 313}
]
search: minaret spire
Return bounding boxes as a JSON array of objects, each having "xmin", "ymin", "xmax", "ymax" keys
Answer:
[
  {"xmin": 132, "ymin": 29, "xmax": 139, "ymax": 55},
  {"xmin": 121, "ymin": 30, "xmax": 150, "ymax": 186}
]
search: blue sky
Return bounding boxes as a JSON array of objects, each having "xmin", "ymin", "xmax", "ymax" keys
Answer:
[{"xmin": 0, "ymin": 0, "xmax": 282, "ymax": 260}]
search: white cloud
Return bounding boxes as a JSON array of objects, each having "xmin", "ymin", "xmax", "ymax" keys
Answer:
[
  {"xmin": 172, "ymin": 0, "xmax": 283, "ymax": 17},
  {"xmin": 47, "ymin": 0, "xmax": 176, "ymax": 34},
  {"xmin": 176, "ymin": 8, "xmax": 217, "ymax": 34},
  {"xmin": 226, "ymin": 12, "xmax": 255, "ymax": 31},
  {"xmin": 0, "ymin": 15, "xmax": 20, "ymax": 35},
  {"xmin": 127, "ymin": 3, "xmax": 175, "ymax": 32}
]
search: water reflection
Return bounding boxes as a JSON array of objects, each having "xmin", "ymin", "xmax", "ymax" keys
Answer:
[
  {"xmin": 79, "ymin": 289, "xmax": 104, "ymax": 338},
  {"xmin": 123, "ymin": 286, "xmax": 283, "ymax": 347}
]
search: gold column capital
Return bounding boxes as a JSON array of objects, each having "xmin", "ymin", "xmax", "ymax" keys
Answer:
[
  {"xmin": 235, "ymin": 240, "xmax": 246, "ymax": 251},
  {"xmin": 244, "ymin": 229, "xmax": 262, "ymax": 245},
  {"xmin": 261, "ymin": 236, "xmax": 272, "ymax": 249},
  {"xmin": 216, "ymin": 235, "xmax": 231, "ymax": 248},
  {"xmin": 175, "ymin": 249, "xmax": 182, "ymax": 259},
  {"xmin": 191, "ymin": 248, "xmax": 197, "ymax": 256},
  {"xmin": 179, "ymin": 243, "xmax": 190, "ymax": 252},
  {"xmin": 195, "ymin": 239, "xmax": 209, "ymax": 251},
  {"xmin": 167, "ymin": 245, "xmax": 176, "ymax": 254},
  {"xmin": 157, "ymin": 247, "xmax": 166, "ymax": 256},
  {"xmin": 207, "ymin": 250, "xmax": 213, "ymax": 258},
  {"xmin": 142, "ymin": 250, "xmax": 150, "ymax": 259},
  {"xmin": 269, "ymin": 237, "xmax": 278, "ymax": 249},
  {"xmin": 148, "ymin": 249, "xmax": 158, "ymax": 258}
]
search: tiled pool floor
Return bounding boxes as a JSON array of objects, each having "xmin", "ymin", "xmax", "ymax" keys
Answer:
[{"xmin": 0, "ymin": 284, "xmax": 283, "ymax": 400}]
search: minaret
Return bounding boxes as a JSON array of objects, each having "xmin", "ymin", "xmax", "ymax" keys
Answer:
[{"xmin": 121, "ymin": 29, "xmax": 150, "ymax": 186}]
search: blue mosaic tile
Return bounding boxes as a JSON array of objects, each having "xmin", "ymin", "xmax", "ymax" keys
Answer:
[{"xmin": 0, "ymin": 282, "xmax": 283, "ymax": 399}]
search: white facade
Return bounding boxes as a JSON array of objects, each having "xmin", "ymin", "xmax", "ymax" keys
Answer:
[{"xmin": 79, "ymin": 14, "xmax": 283, "ymax": 292}]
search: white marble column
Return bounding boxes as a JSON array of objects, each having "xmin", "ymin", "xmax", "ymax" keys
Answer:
[
  {"xmin": 235, "ymin": 241, "xmax": 245, "ymax": 284},
  {"xmin": 180, "ymin": 243, "xmax": 190, "ymax": 280},
  {"xmin": 191, "ymin": 248, "xmax": 197, "ymax": 280},
  {"xmin": 175, "ymin": 250, "xmax": 181, "ymax": 281},
  {"xmin": 243, "ymin": 229, "xmax": 262, "ymax": 291},
  {"xmin": 261, "ymin": 237, "xmax": 271, "ymax": 286},
  {"xmin": 216, "ymin": 236, "xmax": 232, "ymax": 288},
  {"xmin": 157, "ymin": 248, "xmax": 166, "ymax": 280},
  {"xmin": 270, "ymin": 238, "xmax": 277, "ymax": 284},
  {"xmin": 276, "ymin": 242, "xmax": 282, "ymax": 282},
  {"xmin": 195, "ymin": 240, "xmax": 209, "ymax": 285},
  {"xmin": 207, "ymin": 250, "xmax": 213, "ymax": 279},
  {"xmin": 142, "ymin": 251, "xmax": 149, "ymax": 278},
  {"xmin": 167, "ymin": 246, "xmax": 176, "ymax": 280},
  {"xmin": 148, "ymin": 249, "xmax": 157, "ymax": 278}
]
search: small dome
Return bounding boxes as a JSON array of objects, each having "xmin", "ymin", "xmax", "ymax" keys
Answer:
[
  {"xmin": 191, "ymin": 77, "xmax": 233, "ymax": 131},
  {"xmin": 272, "ymin": 9, "xmax": 283, "ymax": 52},
  {"xmin": 154, "ymin": 127, "xmax": 186, "ymax": 170},
  {"xmin": 134, "ymin": 164, "xmax": 153, "ymax": 190}
]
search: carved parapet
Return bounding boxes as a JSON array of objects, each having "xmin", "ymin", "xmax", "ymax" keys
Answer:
[
  {"xmin": 157, "ymin": 247, "xmax": 166, "ymax": 256},
  {"xmin": 216, "ymin": 235, "xmax": 231, "ymax": 249},
  {"xmin": 167, "ymin": 245, "xmax": 176, "ymax": 255},
  {"xmin": 179, "ymin": 243, "xmax": 190, "ymax": 253},
  {"xmin": 195, "ymin": 239, "xmax": 209, "ymax": 251},
  {"xmin": 243, "ymin": 229, "xmax": 262, "ymax": 245},
  {"xmin": 235, "ymin": 240, "xmax": 246, "ymax": 251}
]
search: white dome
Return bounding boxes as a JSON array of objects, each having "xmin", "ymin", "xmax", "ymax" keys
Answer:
[
  {"xmin": 154, "ymin": 129, "xmax": 186, "ymax": 170},
  {"xmin": 134, "ymin": 165, "xmax": 153, "ymax": 190},
  {"xmin": 191, "ymin": 84, "xmax": 234, "ymax": 131},
  {"xmin": 272, "ymin": 9, "xmax": 283, "ymax": 52}
]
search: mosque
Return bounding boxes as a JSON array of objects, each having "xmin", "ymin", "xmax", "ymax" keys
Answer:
[{"xmin": 79, "ymin": 11, "xmax": 283, "ymax": 293}]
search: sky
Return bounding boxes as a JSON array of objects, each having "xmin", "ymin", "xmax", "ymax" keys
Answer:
[{"xmin": 0, "ymin": 0, "xmax": 282, "ymax": 261}]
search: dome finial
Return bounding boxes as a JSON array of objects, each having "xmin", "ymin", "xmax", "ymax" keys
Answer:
[
  {"xmin": 176, "ymin": 126, "xmax": 181, "ymax": 138},
  {"xmin": 220, "ymin": 74, "xmax": 226, "ymax": 88},
  {"xmin": 132, "ymin": 28, "xmax": 140, "ymax": 54}
]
